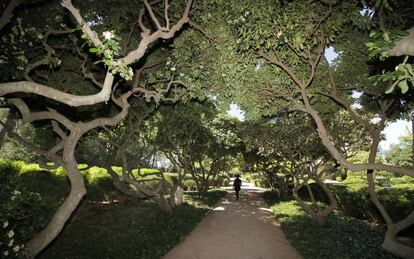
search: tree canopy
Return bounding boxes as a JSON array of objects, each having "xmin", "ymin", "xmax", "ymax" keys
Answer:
[{"xmin": 0, "ymin": 0, "xmax": 413, "ymax": 258}]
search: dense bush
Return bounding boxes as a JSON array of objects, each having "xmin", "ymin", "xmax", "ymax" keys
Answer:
[
  {"xmin": 0, "ymin": 160, "xmax": 52, "ymax": 257},
  {"xmin": 289, "ymin": 173, "xmax": 414, "ymax": 225},
  {"xmin": 182, "ymin": 179, "xmax": 197, "ymax": 191}
]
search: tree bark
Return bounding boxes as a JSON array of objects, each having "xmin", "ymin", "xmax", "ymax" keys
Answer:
[
  {"xmin": 389, "ymin": 26, "xmax": 414, "ymax": 57},
  {"xmin": 0, "ymin": 73, "xmax": 114, "ymax": 107},
  {"xmin": 411, "ymin": 112, "xmax": 414, "ymax": 168},
  {"xmin": 24, "ymin": 133, "xmax": 86, "ymax": 259},
  {"xmin": 0, "ymin": 0, "xmax": 18, "ymax": 31},
  {"xmin": 305, "ymin": 183, "xmax": 317, "ymax": 204},
  {"xmin": 292, "ymin": 173, "xmax": 337, "ymax": 225},
  {"xmin": 366, "ymin": 129, "xmax": 414, "ymax": 259},
  {"xmin": 0, "ymin": 112, "xmax": 16, "ymax": 149}
]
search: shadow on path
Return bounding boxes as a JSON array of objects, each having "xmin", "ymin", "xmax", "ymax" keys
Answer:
[{"xmin": 163, "ymin": 180, "xmax": 302, "ymax": 259}]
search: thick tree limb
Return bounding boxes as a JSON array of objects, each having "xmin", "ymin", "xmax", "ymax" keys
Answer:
[
  {"xmin": 60, "ymin": 0, "xmax": 102, "ymax": 48},
  {"xmin": 144, "ymin": 0, "xmax": 162, "ymax": 31},
  {"xmin": 266, "ymin": 52, "xmax": 414, "ymax": 177},
  {"xmin": 0, "ymin": 0, "xmax": 19, "ymax": 31},
  {"xmin": 389, "ymin": 26, "xmax": 414, "ymax": 57},
  {"xmin": 121, "ymin": 0, "xmax": 193, "ymax": 66},
  {"xmin": 0, "ymin": 72, "xmax": 114, "ymax": 107},
  {"xmin": 9, "ymin": 99, "xmax": 75, "ymax": 130}
]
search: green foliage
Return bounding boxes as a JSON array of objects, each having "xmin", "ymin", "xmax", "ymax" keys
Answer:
[
  {"xmin": 385, "ymin": 133, "xmax": 413, "ymax": 167},
  {"xmin": 156, "ymin": 101, "xmax": 242, "ymax": 193},
  {"xmin": 0, "ymin": 159, "xmax": 227, "ymax": 257},
  {"xmin": 390, "ymin": 175, "xmax": 414, "ymax": 185},
  {"xmin": 83, "ymin": 30, "xmax": 133, "ymax": 80},
  {"xmin": 369, "ymin": 56, "xmax": 414, "ymax": 94},
  {"xmin": 366, "ymin": 29, "xmax": 408, "ymax": 60},
  {"xmin": 38, "ymin": 190, "xmax": 226, "ymax": 258},
  {"xmin": 263, "ymin": 191, "xmax": 397, "ymax": 259},
  {"xmin": 0, "ymin": 160, "xmax": 50, "ymax": 257},
  {"xmin": 294, "ymin": 173, "xmax": 414, "ymax": 224},
  {"xmin": 181, "ymin": 179, "xmax": 197, "ymax": 191}
]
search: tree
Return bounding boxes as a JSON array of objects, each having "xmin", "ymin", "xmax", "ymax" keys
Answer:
[
  {"xmin": 177, "ymin": 0, "xmax": 413, "ymax": 256},
  {"xmin": 243, "ymin": 112, "xmax": 341, "ymax": 224},
  {"xmin": 0, "ymin": 0, "xmax": 192, "ymax": 257},
  {"xmin": 385, "ymin": 133, "xmax": 413, "ymax": 168},
  {"xmin": 156, "ymin": 101, "xmax": 242, "ymax": 194}
]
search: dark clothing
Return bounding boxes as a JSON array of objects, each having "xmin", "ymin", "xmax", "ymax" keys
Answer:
[
  {"xmin": 233, "ymin": 178, "xmax": 242, "ymax": 200},
  {"xmin": 233, "ymin": 178, "xmax": 242, "ymax": 189}
]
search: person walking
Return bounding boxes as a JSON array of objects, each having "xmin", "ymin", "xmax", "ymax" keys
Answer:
[{"xmin": 233, "ymin": 174, "xmax": 242, "ymax": 200}]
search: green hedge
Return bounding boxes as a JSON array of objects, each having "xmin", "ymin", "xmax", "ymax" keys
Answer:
[{"xmin": 291, "ymin": 179, "xmax": 414, "ymax": 225}]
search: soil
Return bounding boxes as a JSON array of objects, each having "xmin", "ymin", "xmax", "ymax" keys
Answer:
[{"xmin": 163, "ymin": 183, "xmax": 302, "ymax": 259}]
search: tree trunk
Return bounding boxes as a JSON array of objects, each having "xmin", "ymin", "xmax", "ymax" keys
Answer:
[
  {"xmin": 154, "ymin": 191, "xmax": 172, "ymax": 213},
  {"xmin": 293, "ymin": 183, "xmax": 325, "ymax": 224},
  {"xmin": 305, "ymin": 183, "xmax": 317, "ymax": 204},
  {"xmin": 411, "ymin": 114, "xmax": 413, "ymax": 168},
  {"xmin": 389, "ymin": 26, "xmax": 414, "ymax": 57},
  {"xmin": 293, "ymin": 172, "xmax": 337, "ymax": 225},
  {"xmin": 366, "ymin": 132, "xmax": 414, "ymax": 259},
  {"xmin": 24, "ymin": 133, "xmax": 86, "ymax": 259},
  {"xmin": 0, "ymin": 113, "xmax": 15, "ymax": 149}
]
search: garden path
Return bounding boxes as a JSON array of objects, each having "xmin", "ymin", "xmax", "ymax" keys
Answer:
[{"xmin": 163, "ymin": 180, "xmax": 302, "ymax": 259}]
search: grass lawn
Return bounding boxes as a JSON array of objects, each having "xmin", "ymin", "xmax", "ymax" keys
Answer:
[
  {"xmin": 263, "ymin": 191, "xmax": 398, "ymax": 259},
  {"xmin": 38, "ymin": 190, "xmax": 226, "ymax": 259}
]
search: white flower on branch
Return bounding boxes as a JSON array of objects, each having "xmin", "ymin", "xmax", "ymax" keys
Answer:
[
  {"xmin": 102, "ymin": 31, "xmax": 114, "ymax": 40},
  {"xmin": 3, "ymin": 221, "xmax": 8, "ymax": 228}
]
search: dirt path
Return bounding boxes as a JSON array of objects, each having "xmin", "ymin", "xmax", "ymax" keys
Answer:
[{"xmin": 163, "ymin": 181, "xmax": 302, "ymax": 259}]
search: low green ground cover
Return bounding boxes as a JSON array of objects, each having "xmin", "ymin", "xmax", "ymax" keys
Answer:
[
  {"xmin": 263, "ymin": 191, "xmax": 398, "ymax": 259},
  {"xmin": 39, "ymin": 190, "xmax": 225, "ymax": 259},
  {"xmin": 0, "ymin": 159, "xmax": 226, "ymax": 258}
]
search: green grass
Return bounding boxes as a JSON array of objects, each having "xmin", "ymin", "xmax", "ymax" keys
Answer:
[
  {"xmin": 1, "ymin": 159, "xmax": 226, "ymax": 257},
  {"xmin": 263, "ymin": 191, "xmax": 397, "ymax": 259},
  {"xmin": 38, "ymin": 190, "xmax": 226, "ymax": 259}
]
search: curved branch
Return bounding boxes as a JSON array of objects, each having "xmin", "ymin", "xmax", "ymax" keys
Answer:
[
  {"xmin": 0, "ymin": 72, "xmax": 114, "ymax": 107},
  {"xmin": 121, "ymin": 0, "xmax": 193, "ymax": 66},
  {"xmin": 0, "ymin": 0, "xmax": 19, "ymax": 31},
  {"xmin": 258, "ymin": 51, "xmax": 305, "ymax": 88},
  {"xmin": 9, "ymin": 98, "xmax": 75, "ymax": 131},
  {"xmin": 389, "ymin": 26, "xmax": 414, "ymax": 57},
  {"xmin": 61, "ymin": 0, "xmax": 102, "ymax": 47},
  {"xmin": 301, "ymin": 89, "xmax": 414, "ymax": 177},
  {"xmin": 144, "ymin": 0, "xmax": 162, "ymax": 31}
]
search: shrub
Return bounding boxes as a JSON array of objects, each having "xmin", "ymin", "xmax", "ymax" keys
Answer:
[
  {"xmin": 182, "ymin": 179, "xmax": 197, "ymax": 191},
  {"xmin": 163, "ymin": 173, "xmax": 178, "ymax": 185},
  {"xmin": 85, "ymin": 176, "xmax": 120, "ymax": 201},
  {"xmin": 0, "ymin": 159, "xmax": 21, "ymax": 187},
  {"xmin": 0, "ymin": 161, "xmax": 53, "ymax": 256},
  {"xmin": 254, "ymin": 179, "xmax": 262, "ymax": 187},
  {"xmin": 262, "ymin": 191, "xmax": 397, "ymax": 259},
  {"xmin": 83, "ymin": 166, "xmax": 111, "ymax": 184},
  {"xmin": 244, "ymin": 174, "xmax": 250, "ymax": 182},
  {"xmin": 390, "ymin": 175, "xmax": 414, "ymax": 185}
]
